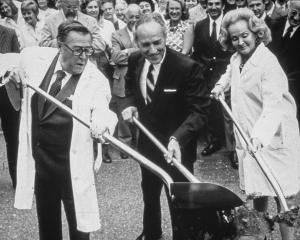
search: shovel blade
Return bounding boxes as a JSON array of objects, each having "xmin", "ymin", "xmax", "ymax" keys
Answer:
[{"xmin": 170, "ymin": 182, "xmax": 243, "ymax": 209}]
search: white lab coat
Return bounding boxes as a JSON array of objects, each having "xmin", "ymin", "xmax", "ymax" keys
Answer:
[
  {"xmin": 217, "ymin": 43, "xmax": 300, "ymax": 197},
  {"xmin": 14, "ymin": 46, "xmax": 117, "ymax": 232}
]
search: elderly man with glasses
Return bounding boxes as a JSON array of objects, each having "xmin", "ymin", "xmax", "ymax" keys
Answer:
[{"xmin": 9, "ymin": 21, "xmax": 117, "ymax": 240}]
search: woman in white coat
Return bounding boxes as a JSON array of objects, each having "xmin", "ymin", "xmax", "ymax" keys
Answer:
[{"xmin": 211, "ymin": 8, "xmax": 300, "ymax": 240}]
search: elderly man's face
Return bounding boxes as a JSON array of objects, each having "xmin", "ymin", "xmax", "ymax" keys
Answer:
[
  {"xmin": 126, "ymin": 5, "xmax": 141, "ymax": 31},
  {"xmin": 60, "ymin": 31, "xmax": 92, "ymax": 75},
  {"xmin": 135, "ymin": 21, "xmax": 166, "ymax": 64},
  {"xmin": 207, "ymin": 0, "xmax": 224, "ymax": 20},
  {"xmin": 288, "ymin": 0, "xmax": 300, "ymax": 27},
  {"xmin": 248, "ymin": 0, "xmax": 265, "ymax": 18},
  {"xmin": 61, "ymin": 0, "xmax": 80, "ymax": 19}
]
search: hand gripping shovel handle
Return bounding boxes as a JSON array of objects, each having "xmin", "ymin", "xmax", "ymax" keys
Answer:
[
  {"xmin": 218, "ymin": 97, "xmax": 289, "ymax": 212},
  {"xmin": 133, "ymin": 117, "xmax": 201, "ymax": 183},
  {"xmin": 25, "ymin": 82, "xmax": 174, "ymax": 191}
]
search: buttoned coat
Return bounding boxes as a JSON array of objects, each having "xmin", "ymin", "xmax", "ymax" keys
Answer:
[
  {"xmin": 39, "ymin": 10, "xmax": 106, "ymax": 52},
  {"xmin": 217, "ymin": 43, "xmax": 300, "ymax": 197},
  {"xmin": 13, "ymin": 46, "xmax": 117, "ymax": 232},
  {"xmin": 111, "ymin": 27, "xmax": 139, "ymax": 97}
]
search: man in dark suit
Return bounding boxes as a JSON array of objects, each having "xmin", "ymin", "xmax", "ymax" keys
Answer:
[
  {"xmin": 111, "ymin": 4, "xmax": 141, "ymax": 160},
  {"xmin": 192, "ymin": 0, "xmax": 236, "ymax": 166},
  {"xmin": 122, "ymin": 13, "xmax": 210, "ymax": 240},
  {"xmin": 0, "ymin": 25, "xmax": 20, "ymax": 189},
  {"xmin": 268, "ymin": 0, "xmax": 300, "ymax": 122}
]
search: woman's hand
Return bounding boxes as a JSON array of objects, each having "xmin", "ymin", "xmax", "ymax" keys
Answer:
[
  {"xmin": 210, "ymin": 84, "xmax": 225, "ymax": 100},
  {"xmin": 250, "ymin": 137, "xmax": 263, "ymax": 153}
]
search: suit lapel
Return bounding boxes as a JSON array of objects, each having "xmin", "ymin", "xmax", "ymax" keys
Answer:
[
  {"xmin": 42, "ymin": 74, "xmax": 81, "ymax": 120},
  {"xmin": 37, "ymin": 53, "xmax": 60, "ymax": 120},
  {"xmin": 136, "ymin": 55, "xmax": 147, "ymax": 105},
  {"xmin": 119, "ymin": 28, "xmax": 135, "ymax": 48}
]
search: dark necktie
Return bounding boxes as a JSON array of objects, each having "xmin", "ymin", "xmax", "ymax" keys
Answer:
[
  {"xmin": 146, "ymin": 64, "xmax": 154, "ymax": 104},
  {"xmin": 282, "ymin": 25, "xmax": 294, "ymax": 44},
  {"xmin": 211, "ymin": 21, "xmax": 217, "ymax": 42},
  {"xmin": 43, "ymin": 70, "xmax": 66, "ymax": 113},
  {"xmin": 48, "ymin": 70, "xmax": 66, "ymax": 97}
]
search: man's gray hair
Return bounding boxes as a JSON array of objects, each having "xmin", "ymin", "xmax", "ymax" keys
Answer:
[{"xmin": 134, "ymin": 12, "xmax": 166, "ymax": 41}]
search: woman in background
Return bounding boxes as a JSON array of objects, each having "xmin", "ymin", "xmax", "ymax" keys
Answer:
[
  {"xmin": 21, "ymin": 0, "xmax": 44, "ymax": 47},
  {"xmin": 165, "ymin": 0, "xmax": 194, "ymax": 54},
  {"xmin": 81, "ymin": 0, "xmax": 115, "ymax": 163},
  {"xmin": 0, "ymin": 0, "xmax": 24, "ymax": 48},
  {"xmin": 35, "ymin": 0, "xmax": 57, "ymax": 21},
  {"xmin": 211, "ymin": 8, "xmax": 300, "ymax": 240}
]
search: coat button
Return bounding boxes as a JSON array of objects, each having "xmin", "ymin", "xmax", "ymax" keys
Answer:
[{"xmin": 36, "ymin": 142, "xmax": 40, "ymax": 147}]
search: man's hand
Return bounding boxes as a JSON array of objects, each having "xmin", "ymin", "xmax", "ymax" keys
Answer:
[
  {"xmin": 165, "ymin": 137, "xmax": 181, "ymax": 164},
  {"xmin": 210, "ymin": 84, "xmax": 224, "ymax": 100},
  {"xmin": 90, "ymin": 120, "xmax": 110, "ymax": 144},
  {"xmin": 122, "ymin": 106, "xmax": 138, "ymax": 123}
]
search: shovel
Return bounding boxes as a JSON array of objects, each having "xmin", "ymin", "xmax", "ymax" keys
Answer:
[
  {"xmin": 22, "ymin": 82, "xmax": 243, "ymax": 210},
  {"xmin": 132, "ymin": 117, "xmax": 243, "ymax": 209}
]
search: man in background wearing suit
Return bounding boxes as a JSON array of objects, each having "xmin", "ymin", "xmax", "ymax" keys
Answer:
[
  {"xmin": 11, "ymin": 21, "xmax": 117, "ymax": 240},
  {"xmin": 122, "ymin": 13, "xmax": 210, "ymax": 240},
  {"xmin": 111, "ymin": 4, "xmax": 141, "ymax": 160},
  {"xmin": 192, "ymin": 0, "xmax": 237, "ymax": 167},
  {"xmin": 268, "ymin": 0, "xmax": 300, "ymax": 122},
  {"xmin": 0, "ymin": 25, "xmax": 20, "ymax": 189},
  {"xmin": 39, "ymin": 0, "xmax": 106, "ymax": 52}
]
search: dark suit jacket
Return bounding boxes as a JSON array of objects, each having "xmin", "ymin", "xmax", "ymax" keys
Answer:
[
  {"xmin": 111, "ymin": 27, "xmax": 139, "ymax": 97},
  {"xmin": 122, "ymin": 48, "xmax": 210, "ymax": 163},
  {"xmin": 0, "ymin": 25, "xmax": 20, "ymax": 53},
  {"xmin": 192, "ymin": 17, "xmax": 232, "ymax": 89},
  {"xmin": 268, "ymin": 17, "xmax": 300, "ymax": 80}
]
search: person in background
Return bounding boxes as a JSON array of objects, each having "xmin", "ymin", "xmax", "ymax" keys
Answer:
[
  {"xmin": 192, "ymin": 0, "xmax": 237, "ymax": 168},
  {"xmin": 136, "ymin": 0, "xmax": 154, "ymax": 15},
  {"xmin": 21, "ymin": 0, "xmax": 44, "ymax": 47},
  {"xmin": 264, "ymin": 0, "xmax": 286, "ymax": 19},
  {"xmin": 236, "ymin": 0, "xmax": 246, "ymax": 8},
  {"xmin": 111, "ymin": 3, "xmax": 141, "ymax": 160},
  {"xmin": 165, "ymin": 0, "xmax": 194, "ymax": 54},
  {"xmin": 39, "ymin": 0, "xmax": 106, "ymax": 52},
  {"xmin": 81, "ymin": 0, "xmax": 116, "ymax": 163},
  {"xmin": 0, "ymin": 0, "xmax": 24, "ymax": 49},
  {"xmin": 115, "ymin": 0, "xmax": 127, "ymax": 22},
  {"xmin": 35, "ymin": 0, "xmax": 57, "ymax": 21},
  {"xmin": 156, "ymin": 0, "xmax": 168, "ymax": 16},
  {"xmin": 188, "ymin": 0, "xmax": 207, "ymax": 24},
  {"xmin": 247, "ymin": 0, "xmax": 266, "ymax": 19},
  {"xmin": 0, "ymin": 25, "xmax": 20, "ymax": 189},
  {"xmin": 122, "ymin": 12, "xmax": 209, "ymax": 240},
  {"xmin": 185, "ymin": 0, "xmax": 197, "ymax": 9},
  {"xmin": 268, "ymin": 0, "xmax": 300, "ymax": 123},
  {"xmin": 102, "ymin": 0, "xmax": 126, "ymax": 30},
  {"xmin": 224, "ymin": 0, "xmax": 236, "ymax": 13},
  {"xmin": 211, "ymin": 8, "xmax": 300, "ymax": 240}
]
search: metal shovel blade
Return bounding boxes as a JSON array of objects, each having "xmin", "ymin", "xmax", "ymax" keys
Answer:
[{"xmin": 170, "ymin": 182, "xmax": 243, "ymax": 210}]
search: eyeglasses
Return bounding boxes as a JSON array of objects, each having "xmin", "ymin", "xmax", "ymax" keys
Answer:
[{"xmin": 63, "ymin": 43, "xmax": 95, "ymax": 56}]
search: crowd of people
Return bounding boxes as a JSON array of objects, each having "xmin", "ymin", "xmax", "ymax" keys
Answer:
[{"xmin": 0, "ymin": 0, "xmax": 300, "ymax": 239}]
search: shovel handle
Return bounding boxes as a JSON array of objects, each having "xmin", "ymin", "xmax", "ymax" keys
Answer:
[
  {"xmin": 218, "ymin": 97, "xmax": 289, "ymax": 212},
  {"xmin": 133, "ymin": 117, "xmax": 201, "ymax": 183},
  {"xmin": 25, "ymin": 82, "xmax": 174, "ymax": 190}
]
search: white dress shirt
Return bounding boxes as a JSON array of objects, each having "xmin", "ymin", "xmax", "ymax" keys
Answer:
[
  {"xmin": 140, "ymin": 49, "xmax": 166, "ymax": 103},
  {"xmin": 48, "ymin": 58, "xmax": 71, "ymax": 93},
  {"xmin": 283, "ymin": 20, "xmax": 300, "ymax": 38},
  {"xmin": 208, "ymin": 13, "xmax": 223, "ymax": 40}
]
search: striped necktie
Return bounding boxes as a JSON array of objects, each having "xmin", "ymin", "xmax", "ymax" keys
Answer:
[{"xmin": 146, "ymin": 64, "xmax": 154, "ymax": 104}]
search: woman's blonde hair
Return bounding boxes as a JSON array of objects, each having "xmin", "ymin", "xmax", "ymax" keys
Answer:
[{"xmin": 219, "ymin": 8, "xmax": 272, "ymax": 51}]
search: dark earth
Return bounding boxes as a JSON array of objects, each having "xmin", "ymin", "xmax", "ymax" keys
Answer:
[{"xmin": 0, "ymin": 133, "xmax": 299, "ymax": 240}]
